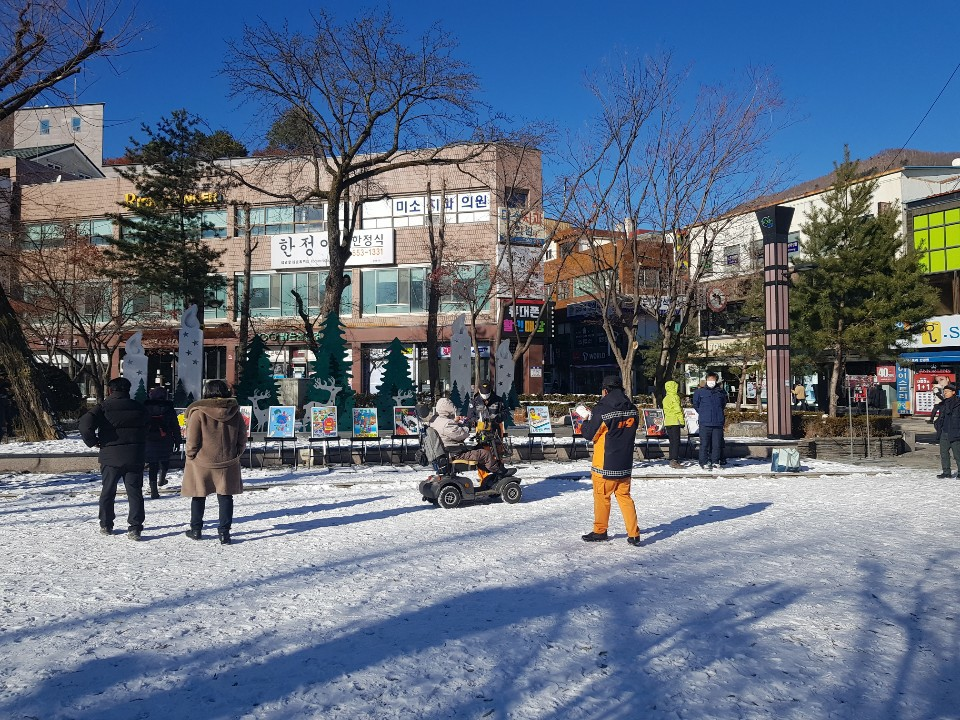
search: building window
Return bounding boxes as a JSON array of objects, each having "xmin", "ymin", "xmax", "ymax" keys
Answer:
[
  {"xmin": 725, "ymin": 245, "xmax": 740, "ymax": 266},
  {"xmin": 505, "ymin": 187, "xmax": 529, "ymax": 209},
  {"xmin": 440, "ymin": 264, "xmax": 491, "ymax": 312},
  {"xmin": 200, "ymin": 209, "xmax": 228, "ymax": 238},
  {"xmin": 203, "ymin": 347, "xmax": 227, "ymax": 379},
  {"xmin": 39, "ymin": 119, "xmax": 50, "ymax": 135},
  {"xmin": 234, "ymin": 204, "xmax": 326, "ymax": 236},
  {"xmin": 71, "ymin": 117, "xmax": 82, "ymax": 132},
  {"xmin": 361, "ymin": 267, "xmax": 428, "ymax": 314},
  {"xmin": 235, "ymin": 270, "xmax": 351, "ymax": 318},
  {"xmin": 204, "ymin": 283, "xmax": 227, "ymax": 320},
  {"xmin": 914, "ymin": 207, "xmax": 960, "ymax": 273}
]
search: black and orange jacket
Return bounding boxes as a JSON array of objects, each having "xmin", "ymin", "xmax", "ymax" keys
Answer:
[{"xmin": 580, "ymin": 388, "xmax": 640, "ymax": 479}]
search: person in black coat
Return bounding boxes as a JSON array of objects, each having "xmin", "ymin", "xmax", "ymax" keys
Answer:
[
  {"xmin": 464, "ymin": 381, "xmax": 508, "ymax": 428},
  {"xmin": 143, "ymin": 386, "xmax": 180, "ymax": 499},
  {"xmin": 934, "ymin": 383, "xmax": 960, "ymax": 479},
  {"xmin": 79, "ymin": 377, "xmax": 149, "ymax": 540},
  {"xmin": 692, "ymin": 372, "xmax": 727, "ymax": 470}
]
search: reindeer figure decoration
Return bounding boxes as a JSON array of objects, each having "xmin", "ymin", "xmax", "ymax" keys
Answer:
[
  {"xmin": 248, "ymin": 389, "xmax": 272, "ymax": 432},
  {"xmin": 392, "ymin": 388, "xmax": 414, "ymax": 407},
  {"xmin": 312, "ymin": 376, "xmax": 342, "ymax": 406}
]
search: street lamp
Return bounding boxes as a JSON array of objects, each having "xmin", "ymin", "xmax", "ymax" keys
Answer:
[{"xmin": 755, "ymin": 205, "xmax": 794, "ymax": 440}]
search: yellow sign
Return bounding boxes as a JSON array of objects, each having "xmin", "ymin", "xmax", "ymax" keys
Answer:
[
  {"xmin": 123, "ymin": 191, "xmax": 221, "ymax": 208},
  {"xmin": 920, "ymin": 321, "xmax": 941, "ymax": 345}
]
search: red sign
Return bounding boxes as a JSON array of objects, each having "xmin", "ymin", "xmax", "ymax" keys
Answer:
[{"xmin": 876, "ymin": 365, "xmax": 896, "ymax": 384}]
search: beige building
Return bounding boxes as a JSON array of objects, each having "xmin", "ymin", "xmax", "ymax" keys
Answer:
[{"xmin": 6, "ymin": 118, "xmax": 546, "ymax": 399}]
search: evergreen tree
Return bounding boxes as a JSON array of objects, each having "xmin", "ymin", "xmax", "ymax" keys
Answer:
[
  {"xmin": 134, "ymin": 379, "xmax": 148, "ymax": 403},
  {"xmin": 791, "ymin": 147, "xmax": 938, "ymax": 416},
  {"xmin": 450, "ymin": 381, "xmax": 463, "ymax": 414},
  {"xmin": 105, "ymin": 110, "xmax": 231, "ymax": 312},
  {"xmin": 375, "ymin": 339, "xmax": 415, "ymax": 425},
  {"xmin": 307, "ymin": 311, "xmax": 355, "ymax": 430},
  {"xmin": 234, "ymin": 335, "xmax": 280, "ymax": 431},
  {"xmin": 172, "ymin": 379, "xmax": 189, "ymax": 407}
]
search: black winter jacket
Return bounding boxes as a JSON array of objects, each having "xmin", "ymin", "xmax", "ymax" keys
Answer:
[
  {"xmin": 79, "ymin": 391, "xmax": 149, "ymax": 467},
  {"xmin": 580, "ymin": 388, "xmax": 639, "ymax": 479},
  {"xmin": 143, "ymin": 398, "xmax": 180, "ymax": 463},
  {"xmin": 935, "ymin": 395, "xmax": 960, "ymax": 442},
  {"xmin": 465, "ymin": 392, "xmax": 508, "ymax": 427}
]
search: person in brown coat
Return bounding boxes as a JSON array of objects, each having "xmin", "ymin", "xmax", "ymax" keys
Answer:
[{"xmin": 181, "ymin": 380, "xmax": 246, "ymax": 545}]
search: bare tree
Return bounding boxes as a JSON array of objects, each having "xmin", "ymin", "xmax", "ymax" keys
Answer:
[
  {"xmin": 222, "ymin": 8, "xmax": 506, "ymax": 325},
  {"xmin": 11, "ymin": 221, "xmax": 146, "ymax": 400},
  {"xmin": 561, "ymin": 54, "xmax": 787, "ymax": 399},
  {"xmin": 0, "ymin": 0, "xmax": 137, "ymax": 440}
]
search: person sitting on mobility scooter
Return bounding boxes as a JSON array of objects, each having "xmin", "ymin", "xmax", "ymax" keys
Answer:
[{"xmin": 429, "ymin": 398, "xmax": 516, "ymax": 485}]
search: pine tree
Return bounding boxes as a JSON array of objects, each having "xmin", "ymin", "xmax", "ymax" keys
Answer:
[
  {"xmin": 307, "ymin": 310, "xmax": 355, "ymax": 430},
  {"xmin": 105, "ymin": 110, "xmax": 231, "ymax": 312},
  {"xmin": 375, "ymin": 339, "xmax": 415, "ymax": 425},
  {"xmin": 234, "ymin": 335, "xmax": 280, "ymax": 431},
  {"xmin": 791, "ymin": 147, "xmax": 938, "ymax": 416},
  {"xmin": 134, "ymin": 379, "xmax": 148, "ymax": 403},
  {"xmin": 172, "ymin": 379, "xmax": 189, "ymax": 407}
]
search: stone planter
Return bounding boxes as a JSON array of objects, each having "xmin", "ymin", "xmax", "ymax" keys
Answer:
[{"xmin": 798, "ymin": 434, "xmax": 903, "ymax": 461}]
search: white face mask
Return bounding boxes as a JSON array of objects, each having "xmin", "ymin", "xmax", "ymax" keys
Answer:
[
  {"xmin": 480, "ymin": 392, "xmax": 491, "ymax": 400},
  {"xmin": 706, "ymin": 380, "xmax": 717, "ymax": 388}
]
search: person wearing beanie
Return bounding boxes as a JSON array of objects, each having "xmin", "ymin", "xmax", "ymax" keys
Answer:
[
  {"xmin": 429, "ymin": 397, "xmax": 515, "ymax": 485},
  {"xmin": 934, "ymin": 382, "xmax": 960, "ymax": 478},
  {"xmin": 579, "ymin": 375, "xmax": 641, "ymax": 546},
  {"xmin": 465, "ymin": 381, "xmax": 508, "ymax": 428},
  {"xmin": 143, "ymin": 386, "xmax": 180, "ymax": 499}
]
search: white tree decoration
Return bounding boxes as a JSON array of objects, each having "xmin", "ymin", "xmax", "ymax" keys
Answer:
[
  {"xmin": 177, "ymin": 304, "xmax": 204, "ymax": 403},
  {"xmin": 449, "ymin": 314, "xmax": 472, "ymax": 404},
  {"xmin": 121, "ymin": 330, "xmax": 149, "ymax": 392}
]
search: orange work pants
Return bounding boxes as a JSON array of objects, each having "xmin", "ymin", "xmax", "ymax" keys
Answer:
[{"xmin": 592, "ymin": 474, "xmax": 639, "ymax": 537}]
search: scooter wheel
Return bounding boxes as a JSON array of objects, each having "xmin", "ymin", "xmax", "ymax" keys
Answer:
[
  {"xmin": 500, "ymin": 481, "xmax": 522, "ymax": 504},
  {"xmin": 437, "ymin": 484, "xmax": 462, "ymax": 509}
]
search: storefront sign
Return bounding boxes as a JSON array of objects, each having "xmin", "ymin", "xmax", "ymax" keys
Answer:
[
  {"xmin": 876, "ymin": 365, "xmax": 896, "ymax": 384},
  {"xmin": 907, "ymin": 314, "xmax": 960, "ymax": 348},
  {"xmin": 271, "ymin": 229, "xmax": 395, "ymax": 269},
  {"xmin": 503, "ymin": 301, "xmax": 546, "ymax": 335},
  {"xmin": 123, "ymin": 191, "xmax": 222, "ymax": 208},
  {"xmin": 896, "ymin": 364, "xmax": 911, "ymax": 415}
]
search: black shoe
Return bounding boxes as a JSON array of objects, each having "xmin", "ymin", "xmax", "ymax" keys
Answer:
[
  {"xmin": 627, "ymin": 536, "xmax": 641, "ymax": 547},
  {"xmin": 219, "ymin": 531, "xmax": 231, "ymax": 545},
  {"xmin": 150, "ymin": 491, "xmax": 161, "ymax": 499},
  {"xmin": 582, "ymin": 531, "xmax": 609, "ymax": 542},
  {"xmin": 99, "ymin": 526, "xmax": 113, "ymax": 536},
  {"xmin": 936, "ymin": 472, "xmax": 953, "ymax": 479},
  {"xmin": 127, "ymin": 528, "xmax": 142, "ymax": 541},
  {"xmin": 184, "ymin": 528, "xmax": 202, "ymax": 540},
  {"xmin": 158, "ymin": 478, "xmax": 168, "ymax": 487},
  {"xmin": 502, "ymin": 467, "xmax": 518, "ymax": 477}
]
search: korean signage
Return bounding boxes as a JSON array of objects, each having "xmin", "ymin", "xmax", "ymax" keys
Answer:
[
  {"xmin": 271, "ymin": 229, "xmax": 395, "ymax": 270},
  {"xmin": 503, "ymin": 301, "xmax": 546, "ymax": 335},
  {"xmin": 906, "ymin": 314, "xmax": 960, "ymax": 348},
  {"xmin": 499, "ymin": 208, "xmax": 546, "ymax": 246},
  {"xmin": 362, "ymin": 192, "xmax": 491, "ymax": 222},
  {"xmin": 896, "ymin": 364, "xmax": 911, "ymax": 415}
]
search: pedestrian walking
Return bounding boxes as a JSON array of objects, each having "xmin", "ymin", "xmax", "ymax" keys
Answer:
[
  {"xmin": 578, "ymin": 375, "xmax": 641, "ymax": 546},
  {"xmin": 143, "ymin": 386, "xmax": 179, "ymax": 499},
  {"xmin": 79, "ymin": 377, "xmax": 149, "ymax": 540},
  {"xmin": 692, "ymin": 372, "xmax": 727, "ymax": 470},
  {"xmin": 662, "ymin": 380, "xmax": 685, "ymax": 469},
  {"xmin": 181, "ymin": 380, "xmax": 247, "ymax": 545},
  {"xmin": 934, "ymin": 382, "xmax": 960, "ymax": 479}
]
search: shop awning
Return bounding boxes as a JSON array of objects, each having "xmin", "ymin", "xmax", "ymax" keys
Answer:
[{"xmin": 899, "ymin": 352, "xmax": 960, "ymax": 363}]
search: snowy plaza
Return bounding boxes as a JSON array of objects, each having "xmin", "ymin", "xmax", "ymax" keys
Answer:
[{"xmin": 1, "ymin": 448, "xmax": 958, "ymax": 720}]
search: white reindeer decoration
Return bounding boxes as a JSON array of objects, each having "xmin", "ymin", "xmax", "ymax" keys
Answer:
[
  {"xmin": 312, "ymin": 376, "xmax": 342, "ymax": 406},
  {"xmin": 392, "ymin": 388, "xmax": 415, "ymax": 407},
  {"xmin": 248, "ymin": 389, "xmax": 272, "ymax": 431}
]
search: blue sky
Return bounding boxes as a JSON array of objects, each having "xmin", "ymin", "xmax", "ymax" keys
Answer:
[{"xmin": 72, "ymin": 0, "xmax": 960, "ymax": 187}]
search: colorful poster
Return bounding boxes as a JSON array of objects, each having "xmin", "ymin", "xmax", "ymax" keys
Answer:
[
  {"xmin": 311, "ymin": 406, "xmax": 339, "ymax": 439},
  {"xmin": 353, "ymin": 408, "xmax": 379, "ymax": 438},
  {"xmin": 914, "ymin": 372, "xmax": 955, "ymax": 416},
  {"xmin": 175, "ymin": 408, "xmax": 187, "ymax": 440},
  {"xmin": 267, "ymin": 405, "xmax": 296, "ymax": 438},
  {"xmin": 393, "ymin": 407, "xmax": 420, "ymax": 436},
  {"xmin": 239, "ymin": 406, "xmax": 253, "ymax": 438},
  {"xmin": 570, "ymin": 407, "xmax": 588, "ymax": 436},
  {"xmin": 526, "ymin": 405, "xmax": 552, "ymax": 434},
  {"xmin": 642, "ymin": 408, "xmax": 666, "ymax": 438}
]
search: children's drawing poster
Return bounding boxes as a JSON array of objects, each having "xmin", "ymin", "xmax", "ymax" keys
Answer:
[
  {"xmin": 393, "ymin": 407, "xmax": 420, "ymax": 436},
  {"xmin": 683, "ymin": 408, "xmax": 699, "ymax": 435},
  {"xmin": 239, "ymin": 406, "xmax": 253, "ymax": 438},
  {"xmin": 267, "ymin": 405, "xmax": 296, "ymax": 439},
  {"xmin": 570, "ymin": 407, "xmax": 588, "ymax": 436},
  {"xmin": 311, "ymin": 406, "xmax": 339, "ymax": 439},
  {"xmin": 642, "ymin": 408, "xmax": 666, "ymax": 438},
  {"xmin": 526, "ymin": 405, "xmax": 552, "ymax": 434},
  {"xmin": 353, "ymin": 408, "xmax": 379, "ymax": 438}
]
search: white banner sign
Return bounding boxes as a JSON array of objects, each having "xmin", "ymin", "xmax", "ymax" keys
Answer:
[{"xmin": 271, "ymin": 229, "xmax": 395, "ymax": 270}]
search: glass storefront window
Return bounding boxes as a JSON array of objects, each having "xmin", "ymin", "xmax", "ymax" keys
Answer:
[
  {"xmin": 235, "ymin": 271, "xmax": 352, "ymax": 318},
  {"xmin": 361, "ymin": 267, "xmax": 427, "ymax": 314}
]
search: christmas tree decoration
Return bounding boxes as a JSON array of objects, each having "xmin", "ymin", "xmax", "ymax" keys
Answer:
[
  {"xmin": 235, "ymin": 334, "xmax": 280, "ymax": 432},
  {"xmin": 307, "ymin": 310, "xmax": 355, "ymax": 430},
  {"xmin": 375, "ymin": 339, "xmax": 415, "ymax": 425}
]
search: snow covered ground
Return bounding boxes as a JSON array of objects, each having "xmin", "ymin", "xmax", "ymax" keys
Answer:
[{"xmin": 1, "ymin": 452, "xmax": 958, "ymax": 719}]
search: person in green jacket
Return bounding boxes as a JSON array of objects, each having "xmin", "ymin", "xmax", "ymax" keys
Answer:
[{"xmin": 662, "ymin": 380, "xmax": 686, "ymax": 469}]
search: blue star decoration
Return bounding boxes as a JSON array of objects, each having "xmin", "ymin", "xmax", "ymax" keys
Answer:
[
  {"xmin": 185, "ymin": 350, "xmax": 192, "ymax": 356},
  {"xmin": 192, "ymin": 340, "xmax": 199, "ymax": 346},
  {"xmin": 193, "ymin": 360, "xmax": 199, "ymax": 365}
]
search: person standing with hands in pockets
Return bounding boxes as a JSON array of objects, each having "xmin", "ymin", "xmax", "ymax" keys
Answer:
[
  {"xmin": 578, "ymin": 375, "xmax": 641, "ymax": 546},
  {"xmin": 693, "ymin": 371, "xmax": 727, "ymax": 470}
]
